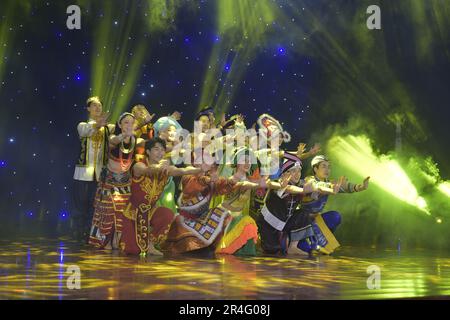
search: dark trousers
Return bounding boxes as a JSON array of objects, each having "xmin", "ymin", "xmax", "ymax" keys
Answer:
[
  {"xmin": 71, "ymin": 179, "xmax": 98, "ymax": 243},
  {"xmin": 257, "ymin": 210, "xmax": 314, "ymax": 255}
]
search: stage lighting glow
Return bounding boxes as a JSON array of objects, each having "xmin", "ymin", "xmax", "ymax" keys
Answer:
[
  {"xmin": 327, "ymin": 134, "xmax": 430, "ymax": 214},
  {"xmin": 199, "ymin": 0, "xmax": 279, "ymax": 116},
  {"xmin": 437, "ymin": 181, "xmax": 450, "ymax": 198},
  {"xmin": 90, "ymin": 3, "xmax": 147, "ymax": 120}
]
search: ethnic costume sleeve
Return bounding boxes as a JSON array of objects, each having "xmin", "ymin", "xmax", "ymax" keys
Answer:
[
  {"xmin": 181, "ymin": 175, "xmax": 211, "ymax": 195},
  {"xmin": 212, "ymin": 177, "xmax": 236, "ymax": 196}
]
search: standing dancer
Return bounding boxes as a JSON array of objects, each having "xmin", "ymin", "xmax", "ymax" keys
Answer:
[
  {"xmin": 89, "ymin": 112, "xmax": 143, "ymax": 250},
  {"xmin": 72, "ymin": 96, "xmax": 113, "ymax": 242}
]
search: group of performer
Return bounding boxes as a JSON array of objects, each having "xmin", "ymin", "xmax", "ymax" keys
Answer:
[{"xmin": 72, "ymin": 96, "xmax": 370, "ymax": 257}]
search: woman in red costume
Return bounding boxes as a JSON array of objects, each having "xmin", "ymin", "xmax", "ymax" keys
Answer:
[{"xmin": 89, "ymin": 112, "xmax": 144, "ymax": 250}]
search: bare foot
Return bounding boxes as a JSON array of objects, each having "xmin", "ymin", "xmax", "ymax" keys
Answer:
[
  {"xmin": 147, "ymin": 243, "xmax": 163, "ymax": 256},
  {"xmin": 104, "ymin": 242, "xmax": 113, "ymax": 250}
]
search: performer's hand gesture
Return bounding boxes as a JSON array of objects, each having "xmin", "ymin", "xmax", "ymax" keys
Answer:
[
  {"xmin": 157, "ymin": 159, "xmax": 171, "ymax": 175},
  {"xmin": 357, "ymin": 176, "xmax": 370, "ymax": 191},
  {"xmin": 303, "ymin": 180, "xmax": 315, "ymax": 194},
  {"xmin": 145, "ymin": 113, "xmax": 155, "ymax": 124},
  {"xmin": 170, "ymin": 111, "xmax": 182, "ymax": 121},
  {"xmin": 332, "ymin": 176, "xmax": 346, "ymax": 194},
  {"xmin": 96, "ymin": 112, "xmax": 110, "ymax": 128},
  {"xmin": 296, "ymin": 143, "xmax": 307, "ymax": 158},
  {"xmin": 220, "ymin": 113, "xmax": 227, "ymax": 127},
  {"xmin": 309, "ymin": 143, "xmax": 321, "ymax": 156},
  {"xmin": 123, "ymin": 126, "xmax": 134, "ymax": 138},
  {"xmin": 279, "ymin": 173, "xmax": 292, "ymax": 189}
]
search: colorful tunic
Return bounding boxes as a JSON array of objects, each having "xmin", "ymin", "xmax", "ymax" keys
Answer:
[
  {"xmin": 120, "ymin": 171, "xmax": 175, "ymax": 255},
  {"xmin": 162, "ymin": 175, "xmax": 234, "ymax": 254},
  {"xmin": 88, "ymin": 138, "xmax": 135, "ymax": 248}
]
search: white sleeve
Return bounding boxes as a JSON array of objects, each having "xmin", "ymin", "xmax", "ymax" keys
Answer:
[{"xmin": 77, "ymin": 121, "xmax": 96, "ymax": 138}]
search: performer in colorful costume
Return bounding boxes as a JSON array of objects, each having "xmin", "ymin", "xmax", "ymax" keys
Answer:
[
  {"xmin": 291, "ymin": 155, "xmax": 370, "ymax": 255},
  {"xmin": 250, "ymin": 113, "xmax": 321, "ymax": 219},
  {"xmin": 152, "ymin": 115, "xmax": 184, "ymax": 213},
  {"xmin": 257, "ymin": 153, "xmax": 318, "ymax": 255},
  {"xmin": 120, "ymin": 137, "xmax": 201, "ymax": 255},
  {"xmin": 72, "ymin": 96, "xmax": 114, "ymax": 242},
  {"xmin": 214, "ymin": 147, "xmax": 291, "ymax": 256},
  {"xmin": 162, "ymin": 150, "xmax": 236, "ymax": 254},
  {"xmin": 89, "ymin": 112, "xmax": 144, "ymax": 249}
]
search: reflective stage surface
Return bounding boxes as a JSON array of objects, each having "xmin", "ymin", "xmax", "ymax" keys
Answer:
[{"xmin": 1, "ymin": 238, "xmax": 450, "ymax": 300}]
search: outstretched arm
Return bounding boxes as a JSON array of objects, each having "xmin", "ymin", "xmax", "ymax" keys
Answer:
[
  {"xmin": 133, "ymin": 162, "xmax": 169, "ymax": 177},
  {"xmin": 168, "ymin": 166, "xmax": 202, "ymax": 177}
]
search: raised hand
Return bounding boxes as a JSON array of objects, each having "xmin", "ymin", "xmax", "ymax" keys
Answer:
[
  {"xmin": 309, "ymin": 143, "xmax": 321, "ymax": 155},
  {"xmin": 358, "ymin": 176, "xmax": 370, "ymax": 191},
  {"xmin": 220, "ymin": 113, "xmax": 226, "ymax": 126},
  {"xmin": 124, "ymin": 126, "xmax": 134, "ymax": 138},
  {"xmin": 171, "ymin": 111, "xmax": 182, "ymax": 121},
  {"xmin": 96, "ymin": 112, "xmax": 110, "ymax": 127},
  {"xmin": 296, "ymin": 143, "xmax": 307, "ymax": 157},
  {"xmin": 145, "ymin": 113, "xmax": 155, "ymax": 123}
]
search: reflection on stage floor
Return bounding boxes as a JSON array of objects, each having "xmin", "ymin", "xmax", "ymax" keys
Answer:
[{"xmin": 1, "ymin": 238, "xmax": 449, "ymax": 300}]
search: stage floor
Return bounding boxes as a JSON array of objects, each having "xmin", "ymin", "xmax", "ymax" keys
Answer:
[{"xmin": 0, "ymin": 238, "xmax": 449, "ymax": 300}]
